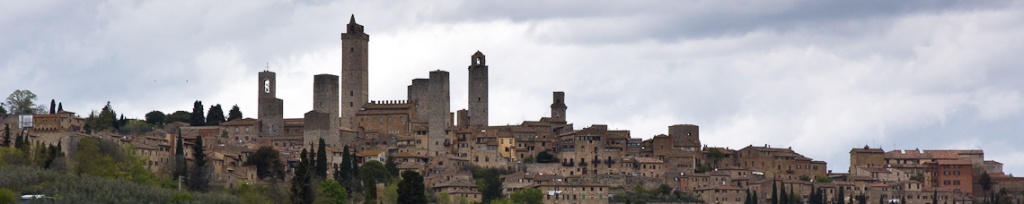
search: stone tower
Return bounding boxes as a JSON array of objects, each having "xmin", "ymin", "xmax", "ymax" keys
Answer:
[
  {"xmin": 467, "ymin": 51, "xmax": 489, "ymax": 127},
  {"xmin": 341, "ymin": 14, "xmax": 369, "ymax": 129},
  {"xmin": 310, "ymin": 74, "xmax": 340, "ymax": 145},
  {"xmin": 668, "ymin": 124, "xmax": 700, "ymax": 151},
  {"xmin": 428, "ymin": 70, "xmax": 451, "ymax": 156},
  {"xmin": 407, "ymin": 78, "xmax": 430, "ymax": 122},
  {"xmin": 258, "ymin": 71, "xmax": 284, "ymax": 138},
  {"xmin": 551, "ymin": 91, "xmax": 567, "ymax": 120}
]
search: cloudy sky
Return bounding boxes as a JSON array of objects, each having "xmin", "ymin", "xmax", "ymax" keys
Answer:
[{"xmin": 3, "ymin": 0, "xmax": 1024, "ymax": 174}]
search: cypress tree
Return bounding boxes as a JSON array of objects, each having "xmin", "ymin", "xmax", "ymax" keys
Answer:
[
  {"xmin": 933, "ymin": 189, "xmax": 938, "ymax": 204},
  {"xmin": 2, "ymin": 124, "xmax": 9, "ymax": 147},
  {"xmin": 789, "ymin": 185, "xmax": 795, "ymax": 204},
  {"xmin": 837, "ymin": 186, "xmax": 845, "ymax": 204},
  {"xmin": 174, "ymin": 129, "xmax": 187, "ymax": 181},
  {"xmin": 780, "ymin": 182, "xmax": 788, "ymax": 204},
  {"xmin": 190, "ymin": 100, "xmax": 205, "ymax": 126},
  {"xmin": 292, "ymin": 149, "xmax": 314, "ymax": 204},
  {"xmin": 772, "ymin": 179, "xmax": 778, "ymax": 204},
  {"xmin": 746, "ymin": 188, "xmax": 752, "ymax": 204},
  {"xmin": 316, "ymin": 138, "xmax": 328, "ymax": 179},
  {"xmin": 57, "ymin": 102, "xmax": 62, "ymax": 112},
  {"xmin": 753, "ymin": 190, "xmax": 759, "ymax": 204},
  {"xmin": 189, "ymin": 135, "xmax": 209, "ymax": 191},
  {"xmin": 49, "ymin": 99, "xmax": 55, "ymax": 114}
]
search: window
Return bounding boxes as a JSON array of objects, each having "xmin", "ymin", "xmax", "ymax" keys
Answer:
[
  {"xmin": 954, "ymin": 180, "xmax": 960, "ymax": 185},
  {"xmin": 350, "ymin": 91, "xmax": 353, "ymax": 96},
  {"xmin": 350, "ymin": 48, "xmax": 353, "ymax": 52}
]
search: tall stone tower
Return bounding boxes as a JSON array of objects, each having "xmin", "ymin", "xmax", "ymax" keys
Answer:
[
  {"xmin": 668, "ymin": 124, "xmax": 700, "ymax": 151},
  {"xmin": 551, "ymin": 91, "xmax": 567, "ymax": 120},
  {"xmin": 310, "ymin": 74, "xmax": 340, "ymax": 145},
  {"xmin": 467, "ymin": 51, "xmax": 488, "ymax": 126},
  {"xmin": 258, "ymin": 71, "xmax": 284, "ymax": 138},
  {"xmin": 428, "ymin": 70, "xmax": 451, "ymax": 156},
  {"xmin": 341, "ymin": 14, "xmax": 369, "ymax": 129}
]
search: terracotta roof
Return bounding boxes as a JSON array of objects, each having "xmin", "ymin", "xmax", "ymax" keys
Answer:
[
  {"xmin": 934, "ymin": 159, "xmax": 972, "ymax": 165},
  {"xmin": 220, "ymin": 118, "xmax": 258, "ymax": 126}
]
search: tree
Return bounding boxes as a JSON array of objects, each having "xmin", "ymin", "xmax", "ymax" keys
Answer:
[
  {"xmin": 772, "ymin": 179, "xmax": 778, "ymax": 204},
  {"xmin": 57, "ymin": 102, "xmax": 62, "ymax": 112},
  {"xmin": 360, "ymin": 160, "xmax": 391, "ymax": 183},
  {"xmin": 316, "ymin": 138, "xmax": 328, "ymax": 179},
  {"xmin": 49, "ymin": 99, "xmax": 56, "ymax": 114},
  {"xmin": 190, "ymin": 101, "xmax": 205, "ymax": 126},
  {"xmin": 174, "ymin": 129, "xmax": 188, "ymax": 182},
  {"xmin": 708, "ymin": 148, "xmax": 726, "ymax": 168},
  {"xmin": 746, "ymin": 188, "xmax": 753, "ymax": 204},
  {"xmin": 246, "ymin": 146, "xmax": 285, "ymax": 180},
  {"xmin": 6, "ymin": 90, "xmax": 39, "ymax": 114},
  {"xmin": 188, "ymin": 136, "xmax": 209, "ymax": 191},
  {"xmin": 837, "ymin": 186, "xmax": 845, "ymax": 204},
  {"xmin": 168, "ymin": 111, "xmax": 191, "ymax": 124},
  {"xmin": 480, "ymin": 168, "xmax": 504, "ymax": 203},
  {"xmin": 385, "ymin": 155, "xmax": 398, "ymax": 178},
  {"xmin": 206, "ymin": 104, "xmax": 225, "ymax": 126},
  {"xmin": 318, "ymin": 179, "xmax": 348, "ymax": 204},
  {"xmin": 0, "ymin": 103, "xmax": 6, "ymax": 115},
  {"xmin": 980, "ymin": 171, "xmax": 993, "ymax": 197},
  {"xmin": 536, "ymin": 151, "xmax": 557, "ymax": 163},
  {"xmin": 293, "ymin": 149, "xmax": 315, "ymax": 204},
  {"xmin": 437, "ymin": 191, "xmax": 452, "ymax": 204},
  {"xmin": 509, "ymin": 188, "xmax": 543, "ymax": 204},
  {"xmin": 145, "ymin": 111, "xmax": 166, "ymax": 126},
  {"xmin": 753, "ymin": 190, "xmax": 759, "ymax": 204},
  {"xmin": 398, "ymin": 171, "xmax": 427, "ymax": 204},
  {"xmin": 780, "ymin": 182, "xmax": 788, "ymax": 204},
  {"xmin": 189, "ymin": 135, "xmax": 210, "ymax": 192},
  {"xmin": 363, "ymin": 176, "xmax": 377, "ymax": 204},
  {"xmin": 228, "ymin": 105, "xmax": 243, "ymax": 121},
  {"xmin": 2, "ymin": 124, "xmax": 9, "ymax": 147}
]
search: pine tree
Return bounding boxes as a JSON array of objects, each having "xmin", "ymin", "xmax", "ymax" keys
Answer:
[
  {"xmin": 189, "ymin": 135, "xmax": 209, "ymax": 192},
  {"xmin": 316, "ymin": 138, "xmax": 328, "ymax": 179}
]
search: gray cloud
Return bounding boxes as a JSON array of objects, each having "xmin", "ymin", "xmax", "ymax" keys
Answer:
[{"xmin": 2, "ymin": 0, "xmax": 1023, "ymax": 175}]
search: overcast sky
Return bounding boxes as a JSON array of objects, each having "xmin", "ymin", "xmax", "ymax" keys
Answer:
[{"xmin": 3, "ymin": 0, "xmax": 1024, "ymax": 174}]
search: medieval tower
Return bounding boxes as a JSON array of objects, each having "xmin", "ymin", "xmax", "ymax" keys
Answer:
[
  {"xmin": 427, "ymin": 70, "xmax": 451, "ymax": 156},
  {"xmin": 467, "ymin": 51, "xmax": 489, "ymax": 126},
  {"xmin": 551, "ymin": 91, "xmax": 567, "ymax": 120},
  {"xmin": 258, "ymin": 71, "xmax": 284, "ymax": 138},
  {"xmin": 306, "ymin": 74, "xmax": 340, "ymax": 146},
  {"xmin": 341, "ymin": 15, "xmax": 369, "ymax": 129}
]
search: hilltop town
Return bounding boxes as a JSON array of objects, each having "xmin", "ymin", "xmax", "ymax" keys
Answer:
[{"xmin": 3, "ymin": 15, "xmax": 1023, "ymax": 204}]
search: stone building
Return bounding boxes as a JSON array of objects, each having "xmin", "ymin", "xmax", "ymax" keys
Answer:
[
  {"xmin": 734, "ymin": 145, "xmax": 828, "ymax": 180},
  {"xmin": 849, "ymin": 146, "xmax": 885, "ymax": 176},
  {"xmin": 536, "ymin": 183, "xmax": 609, "ymax": 204},
  {"xmin": 426, "ymin": 70, "xmax": 451, "ymax": 157},
  {"xmin": 257, "ymin": 71, "xmax": 284, "ymax": 138},
  {"xmin": 341, "ymin": 15, "xmax": 370, "ymax": 130},
  {"xmin": 467, "ymin": 51, "xmax": 488, "ymax": 127},
  {"xmin": 220, "ymin": 118, "xmax": 258, "ymax": 143}
]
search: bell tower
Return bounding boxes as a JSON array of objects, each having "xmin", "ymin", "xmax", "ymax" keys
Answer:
[
  {"xmin": 341, "ymin": 14, "xmax": 369, "ymax": 129},
  {"xmin": 467, "ymin": 51, "xmax": 488, "ymax": 126}
]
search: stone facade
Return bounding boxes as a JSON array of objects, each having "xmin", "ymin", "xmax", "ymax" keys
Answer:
[
  {"xmin": 303, "ymin": 111, "xmax": 332, "ymax": 147},
  {"xmin": 258, "ymin": 71, "xmax": 284, "ymax": 138},
  {"xmin": 341, "ymin": 15, "xmax": 369, "ymax": 130},
  {"xmin": 427, "ymin": 70, "xmax": 451, "ymax": 157},
  {"xmin": 467, "ymin": 51, "xmax": 488, "ymax": 127},
  {"xmin": 550, "ymin": 92, "xmax": 567, "ymax": 120},
  {"xmin": 312, "ymin": 74, "xmax": 339, "ymax": 135}
]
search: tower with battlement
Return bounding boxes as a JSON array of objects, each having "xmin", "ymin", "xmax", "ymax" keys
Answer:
[
  {"xmin": 341, "ymin": 14, "xmax": 369, "ymax": 130},
  {"xmin": 468, "ymin": 51, "xmax": 489, "ymax": 127},
  {"xmin": 258, "ymin": 71, "xmax": 284, "ymax": 138}
]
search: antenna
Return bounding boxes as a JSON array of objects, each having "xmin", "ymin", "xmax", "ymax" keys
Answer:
[{"xmin": 266, "ymin": 62, "xmax": 269, "ymax": 71}]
